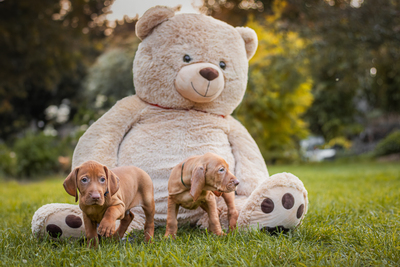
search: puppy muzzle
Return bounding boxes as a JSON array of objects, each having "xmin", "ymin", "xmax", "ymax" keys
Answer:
[
  {"xmin": 84, "ymin": 192, "xmax": 105, "ymax": 205},
  {"xmin": 225, "ymin": 179, "xmax": 240, "ymax": 192}
]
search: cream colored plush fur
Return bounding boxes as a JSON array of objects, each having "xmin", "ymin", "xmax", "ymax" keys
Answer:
[{"xmin": 32, "ymin": 6, "xmax": 308, "ymax": 238}]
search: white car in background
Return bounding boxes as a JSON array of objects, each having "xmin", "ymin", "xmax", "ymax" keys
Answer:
[{"xmin": 300, "ymin": 136, "xmax": 336, "ymax": 162}]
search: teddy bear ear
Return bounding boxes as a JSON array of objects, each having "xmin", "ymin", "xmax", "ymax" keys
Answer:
[
  {"xmin": 135, "ymin": 5, "xmax": 180, "ymax": 40},
  {"xmin": 235, "ymin": 27, "xmax": 258, "ymax": 60}
]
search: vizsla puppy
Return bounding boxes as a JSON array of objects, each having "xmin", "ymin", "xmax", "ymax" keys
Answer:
[
  {"xmin": 63, "ymin": 160, "xmax": 155, "ymax": 247},
  {"xmin": 165, "ymin": 152, "xmax": 239, "ymax": 238}
]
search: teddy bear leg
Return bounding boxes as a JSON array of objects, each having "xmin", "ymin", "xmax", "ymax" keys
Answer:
[
  {"xmin": 236, "ymin": 172, "xmax": 308, "ymax": 233},
  {"xmin": 32, "ymin": 204, "xmax": 145, "ymax": 240}
]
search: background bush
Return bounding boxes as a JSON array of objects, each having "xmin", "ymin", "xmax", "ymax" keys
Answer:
[
  {"xmin": 0, "ymin": 143, "xmax": 16, "ymax": 177},
  {"xmin": 13, "ymin": 132, "xmax": 62, "ymax": 178},
  {"xmin": 234, "ymin": 19, "xmax": 313, "ymax": 164},
  {"xmin": 374, "ymin": 130, "xmax": 400, "ymax": 157}
]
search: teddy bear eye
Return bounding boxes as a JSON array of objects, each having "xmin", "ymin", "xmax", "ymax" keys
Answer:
[
  {"xmin": 219, "ymin": 61, "xmax": 226, "ymax": 70},
  {"xmin": 183, "ymin": 54, "xmax": 191, "ymax": 63}
]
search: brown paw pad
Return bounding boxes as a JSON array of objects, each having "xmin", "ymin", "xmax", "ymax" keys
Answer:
[
  {"xmin": 261, "ymin": 198, "xmax": 274, "ymax": 213},
  {"xmin": 46, "ymin": 224, "xmax": 63, "ymax": 238},
  {"xmin": 65, "ymin": 215, "xmax": 83, "ymax": 228},
  {"xmin": 282, "ymin": 193, "xmax": 295, "ymax": 209}
]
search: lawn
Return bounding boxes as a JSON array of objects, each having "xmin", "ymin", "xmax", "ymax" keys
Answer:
[{"xmin": 0, "ymin": 160, "xmax": 399, "ymax": 266}]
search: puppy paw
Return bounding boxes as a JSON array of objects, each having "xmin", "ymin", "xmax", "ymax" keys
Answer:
[
  {"xmin": 98, "ymin": 220, "xmax": 116, "ymax": 237},
  {"xmin": 213, "ymin": 230, "xmax": 226, "ymax": 236},
  {"xmin": 164, "ymin": 233, "xmax": 176, "ymax": 239}
]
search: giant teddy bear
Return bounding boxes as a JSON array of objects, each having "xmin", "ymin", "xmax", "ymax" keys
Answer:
[{"xmin": 32, "ymin": 6, "xmax": 308, "ymax": 239}]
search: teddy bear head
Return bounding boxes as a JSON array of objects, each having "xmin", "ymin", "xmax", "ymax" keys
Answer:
[{"xmin": 133, "ymin": 6, "xmax": 258, "ymax": 116}]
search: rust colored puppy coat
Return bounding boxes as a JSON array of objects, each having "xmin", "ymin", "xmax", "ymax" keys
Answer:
[
  {"xmin": 165, "ymin": 153, "xmax": 239, "ymax": 237},
  {"xmin": 63, "ymin": 160, "xmax": 155, "ymax": 246}
]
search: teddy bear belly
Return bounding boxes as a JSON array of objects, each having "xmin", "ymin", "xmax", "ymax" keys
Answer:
[{"xmin": 117, "ymin": 108, "xmax": 235, "ymax": 225}]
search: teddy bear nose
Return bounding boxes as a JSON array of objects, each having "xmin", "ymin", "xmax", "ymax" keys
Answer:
[{"xmin": 199, "ymin": 68, "xmax": 219, "ymax": 81}]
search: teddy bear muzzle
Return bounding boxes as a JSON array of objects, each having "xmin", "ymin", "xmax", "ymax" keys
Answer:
[{"xmin": 175, "ymin": 63, "xmax": 224, "ymax": 103}]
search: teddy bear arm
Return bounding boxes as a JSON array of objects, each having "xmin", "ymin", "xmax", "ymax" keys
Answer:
[
  {"xmin": 227, "ymin": 115, "xmax": 269, "ymax": 196},
  {"xmin": 72, "ymin": 95, "xmax": 147, "ymax": 169}
]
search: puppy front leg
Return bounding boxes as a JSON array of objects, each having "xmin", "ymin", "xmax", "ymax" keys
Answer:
[
  {"xmin": 114, "ymin": 210, "xmax": 134, "ymax": 240},
  {"xmin": 82, "ymin": 213, "xmax": 98, "ymax": 248},
  {"xmin": 222, "ymin": 192, "xmax": 239, "ymax": 232},
  {"xmin": 201, "ymin": 195, "xmax": 224, "ymax": 236},
  {"xmin": 164, "ymin": 196, "xmax": 179, "ymax": 239},
  {"xmin": 98, "ymin": 205, "xmax": 124, "ymax": 237}
]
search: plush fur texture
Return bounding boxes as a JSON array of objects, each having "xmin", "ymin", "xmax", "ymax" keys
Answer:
[
  {"xmin": 32, "ymin": 6, "xmax": 308, "ymax": 238},
  {"xmin": 32, "ymin": 203, "xmax": 145, "ymax": 239},
  {"xmin": 133, "ymin": 11, "xmax": 252, "ymax": 115},
  {"xmin": 32, "ymin": 203, "xmax": 84, "ymax": 239}
]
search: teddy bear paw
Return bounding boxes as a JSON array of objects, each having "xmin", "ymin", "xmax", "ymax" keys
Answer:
[
  {"xmin": 32, "ymin": 204, "xmax": 148, "ymax": 241},
  {"xmin": 237, "ymin": 172, "xmax": 308, "ymax": 233},
  {"xmin": 32, "ymin": 203, "xmax": 86, "ymax": 240}
]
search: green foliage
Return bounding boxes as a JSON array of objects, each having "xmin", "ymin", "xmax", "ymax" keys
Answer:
[
  {"xmin": 374, "ymin": 130, "xmax": 400, "ymax": 157},
  {"xmin": 84, "ymin": 46, "xmax": 138, "ymax": 109},
  {"xmin": 1, "ymin": 161, "xmax": 399, "ymax": 265},
  {"xmin": 13, "ymin": 132, "xmax": 61, "ymax": 178},
  {"xmin": 73, "ymin": 30, "xmax": 140, "ymax": 126},
  {"xmin": 0, "ymin": 0, "xmax": 110, "ymax": 140},
  {"xmin": 0, "ymin": 143, "xmax": 16, "ymax": 177},
  {"xmin": 325, "ymin": 136, "xmax": 352, "ymax": 150},
  {"xmin": 234, "ymin": 19, "xmax": 313, "ymax": 163},
  {"xmin": 203, "ymin": 0, "xmax": 400, "ymax": 141}
]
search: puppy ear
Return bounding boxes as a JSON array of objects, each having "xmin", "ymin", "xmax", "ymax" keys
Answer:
[
  {"xmin": 104, "ymin": 166, "xmax": 120, "ymax": 196},
  {"xmin": 63, "ymin": 167, "xmax": 79, "ymax": 202},
  {"xmin": 236, "ymin": 27, "xmax": 258, "ymax": 60},
  {"xmin": 135, "ymin": 5, "xmax": 179, "ymax": 40},
  {"xmin": 190, "ymin": 166, "xmax": 205, "ymax": 201}
]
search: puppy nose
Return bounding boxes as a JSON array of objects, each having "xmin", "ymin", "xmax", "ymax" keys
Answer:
[
  {"xmin": 233, "ymin": 179, "xmax": 240, "ymax": 186},
  {"xmin": 199, "ymin": 68, "xmax": 219, "ymax": 81},
  {"xmin": 91, "ymin": 192, "xmax": 101, "ymax": 200}
]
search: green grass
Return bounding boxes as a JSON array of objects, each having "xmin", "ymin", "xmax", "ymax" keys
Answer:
[{"xmin": 1, "ymin": 161, "xmax": 399, "ymax": 266}]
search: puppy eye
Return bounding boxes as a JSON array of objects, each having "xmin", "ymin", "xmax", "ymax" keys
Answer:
[
  {"xmin": 219, "ymin": 61, "xmax": 226, "ymax": 70},
  {"xmin": 100, "ymin": 177, "xmax": 106, "ymax": 183},
  {"xmin": 218, "ymin": 168, "xmax": 225, "ymax": 173},
  {"xmin": 183, "ymin": 54, "xmax": 191, "ymax": 63},
  {"xmin": 81, "ymin": 177, "xmax": 88, "ymax": 183}
]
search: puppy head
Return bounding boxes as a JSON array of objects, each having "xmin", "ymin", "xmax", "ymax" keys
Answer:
[
  {"xmin": 63, "ymin": 161, "xmax": 120, "ymax": 206},
  {"xmin": 190, "ymin": 153, "xmax": 239, "ymax": 200}
]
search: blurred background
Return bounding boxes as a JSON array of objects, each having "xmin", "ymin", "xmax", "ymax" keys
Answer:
[{"xmin": 1, "ymin": 0, "xmax": 399, "ymax": 179}]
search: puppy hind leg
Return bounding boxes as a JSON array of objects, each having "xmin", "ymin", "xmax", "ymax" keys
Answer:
[
  {"xmin": 141, "ymin": 194, "xmax": 155, "ymax": 242},
  {"xmin": 142, "ymin": 206, "xmax": 155, "ymax": 242}
]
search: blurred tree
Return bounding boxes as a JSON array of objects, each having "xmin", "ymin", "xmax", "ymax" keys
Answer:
[
  {"xmin": 290, "ymin": 0, "xmax": 400, "ymax": 139},
  {"xmin": 202, "ymin": 0, "xmax": 400, "ymax": 141},
  {"xmin": 234, "ymin": 18, "xmax": 313, "ymax": 163},
  {"xmin": 0, "ymin": 0, "xmax": 112, "ymax": 140},
  {"xmin": 85, "ymin": 48, "xmax": 136, "ymax": 107},
  {"xmin": 73, "ymin": 17, "xmax": 139, "ymax": 126}
]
